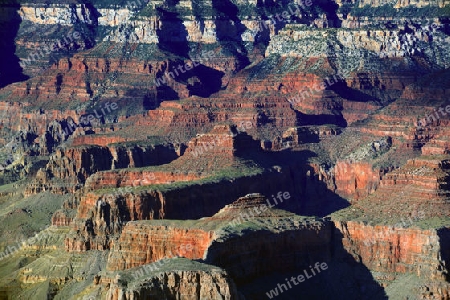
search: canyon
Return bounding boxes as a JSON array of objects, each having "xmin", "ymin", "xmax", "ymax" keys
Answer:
[{"xmin": 0, "ymin": 0, "xmax": 449, "ymax": 299}]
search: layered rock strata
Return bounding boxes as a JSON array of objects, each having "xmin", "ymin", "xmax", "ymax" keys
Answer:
[{"xmin": 103, "ymin": 260, "xmax": 242, "ymax": 300}]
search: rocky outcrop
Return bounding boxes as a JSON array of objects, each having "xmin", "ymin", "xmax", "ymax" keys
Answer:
[
  {"xmin": 24, "ymin": 145, "xmax": 113, "ymax": 196},
  {"xmin": 100, "ymin": 194, "xmax": 332, "ymax": 284},
  {"xmin": 103, "ymin": 263, "xmax": 243, "ymax": 300},
  {"xmin": 65, "ymin": 169, "xmax": 292, "ymax": 252},
  {"xmin": 106, "ymin": 223, "xmax": 214, "ymax": 271},
  {"xmin": 85, "ymin": 170, "xmax": 203, "ymax": 190},
  {"xmin": 51, "ymin": 209, "xmax": 74, "ymax": 226},
  {"xmin": 25, "ymin": 140, "xmax": 179, "ymax": 196},
  {"xmin": 334, "ymin": 220, "xmax": 449, "ymax": 281},
  {"xmin": 267, "ymin": 24, "xmax": 449, "ymax": 62},
  {"xmin": 353, "ymin": 156, "xmax": 450, "ymax": 219},
  {"xmin": 333, "ymin": 161, "xmax": 381, "ymax": 200},
  {"xmin": 108, "ymin": 143, "xmax": 179, "ymax": 169},
  {"xmin": 84, "ymin": 125, "xmax": 260, "ymax": 191},
  {"xmin": 205, "ymin": 222, "xmax": 332, "ymax": 282},
  {"xmin": 357, "ymin": 0, "xmax": 449, "ymax": 9},
  {"xmin": 18, "ymin": 4, "xmax": 97, "ymax": 25},
  {"xmin": 72, "ymin": 135, "xmax": 128, "ymax": 147},
  {"xmin": 46, "ymin": 146, "xmax": 112, "ymax": 180}
]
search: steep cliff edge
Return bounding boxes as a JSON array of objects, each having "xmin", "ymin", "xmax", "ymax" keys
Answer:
[
  {"xmin": 333, "ymin": 220, "xmax": 450, "ymax": 299},
  {"xmin": 334, "ymin": 220, "xmax": 449, "ymax": 280},
  {"xmin": 24, "ymin": 140, "xmax": 178, "ymax": 196},
  {"xmin": 348, "ymin": 155, "xmax": 450, "ymax": 220},
  {"xmin": 100, "ymin": 194, "xmax": 450, "ymax": 299},
  {"xmin": 102, "ymin": 259, "xmax": 243, "ymax": 300}
]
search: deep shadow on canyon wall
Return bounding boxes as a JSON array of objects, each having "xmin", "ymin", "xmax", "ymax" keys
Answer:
[
  {"xmin": 64, "ymin": 149, "xmax": 350, "ymax": 251},
  {"xmin": 0, "ymin": 0, "xmax": 28, "ymax": 88},
  {"xmin": 154, "ymin": 150, "xmax": 350, "ymax": 220},
  {"xmin": 439, "ymin": 227, "xmax": 450, "ymax": 282},
  {"xmin": 211, "ymin": 0, "xmax": 250, "ymax": 69},
  {"xmin": 205, "ymin": 221, "xmax": 387, "ymax": 300}
]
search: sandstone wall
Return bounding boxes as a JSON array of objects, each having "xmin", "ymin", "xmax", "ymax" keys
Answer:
[
  {"xmin": 335, "ymin": 221, "xmax": 449, "ymax": 281},
  {"xmin": 104, "ymin": 268, "xmax": 242, "ymax": 300},
  {"xmin": 106, "ymin": 223, "xmax": 214, "ymax": 271}
]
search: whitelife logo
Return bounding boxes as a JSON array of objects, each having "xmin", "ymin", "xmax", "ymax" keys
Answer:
[
  {"xmin": 19, "ymin": 31, "xmax": 83, "ymax": 69},
  {"xmin": 253, "ymin": 0, "xmax": 314, "ymax": 33},
  {"xmin": 417, "ymin": 104, "xmax": 450, "ymax": 129},
  {"xmin": 190, "ymin": 121, "xmax": 253, "ymax": 157},
  {"xmin": 287, "ymin": 70, "xmax": 350, "ymax": 106},
  {"xmin": 229, "ymin": 192, "xmax": 291, "ymax": 227},
  {"xmin": 153, "ymin": 50, "xmax": 215, "ymax": 87},
  {"xmin": 265, "ymin": 262, "xmax": 328, "ymax": 298}
]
